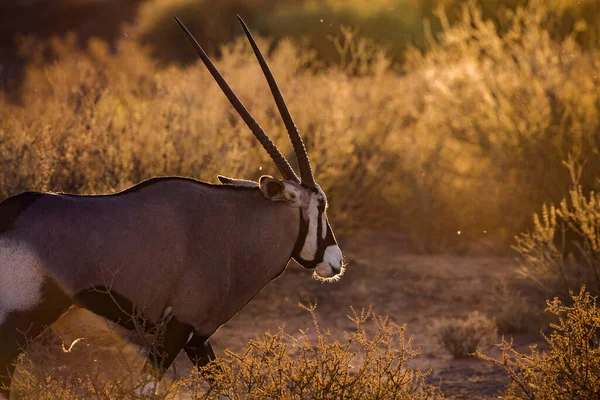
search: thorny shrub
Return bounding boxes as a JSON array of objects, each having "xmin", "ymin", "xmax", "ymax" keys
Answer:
[
  {"xmin": 182, "ymin": 305, "xmax": 441, "ymax": 399},
  {"xmin": 10, "ymin": 306, "xmax": 442, "ymax": 399},
  {"xmin": 491, "ymin": 276, "xmax": 545, "ymax": 334},
  {"xmin": 430, "ymin": 311, "xmax": 497, "ymax": 358},
  {"xmin": 479, "ymin": 287, "xmax": 600, "ymax": 400},
  {"xmin": 514, "ymin": 160, "xmax": 600, "ymax": 298}
]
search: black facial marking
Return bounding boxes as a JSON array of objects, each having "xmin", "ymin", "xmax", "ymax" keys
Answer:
[
  {"xmin": 0, "ymin": 277, "xmax": 72, "ymax": 396},
  {"xmin": 291, "ymin": 209, "xmax": 309, "ymax": 264},
  {"xmin": 0, "ymin": 192, "xmax": 43, "ymax": 233},
  {"xmin": 291, "ymin": 207, "xmax": 337, "ymax": 269},
  {"xmin": 317, "ymin": 199, "xmax": 325, "ymax": 213},
  {"xmin": 73, "ymin": 286, "xmax": 157, "ymax": 333}
]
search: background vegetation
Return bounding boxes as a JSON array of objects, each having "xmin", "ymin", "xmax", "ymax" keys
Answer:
[{"xmin": 1, "ymin": 0, "xmax": 599, "ymax": 252}]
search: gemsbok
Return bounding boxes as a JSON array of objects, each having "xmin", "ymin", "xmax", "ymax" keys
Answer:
[{"xmin": 0, "ymin": 16, "xmax": 345, "ymax": 397}]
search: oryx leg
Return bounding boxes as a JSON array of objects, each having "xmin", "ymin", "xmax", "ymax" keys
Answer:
[
  {"xmin": 184, "ymin": 334, "xmax": 216, "ymax": 371},
  {"xmin": 141, "ymin": 315, "xmax": 193, "ymax": 381},
  {"xmin": 0, "ymin": 279, "xmax": 71, "ymax": 399}
]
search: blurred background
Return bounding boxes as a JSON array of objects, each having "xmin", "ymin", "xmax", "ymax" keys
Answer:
[{"xmin": 1, "ymin": 0, "xmax": 599, "ymax": 253}]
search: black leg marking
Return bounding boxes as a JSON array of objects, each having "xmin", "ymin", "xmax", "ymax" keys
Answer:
[
  {"xmin": 184, "ymin": 335, "xmax": 221, "ymax": 382},
  {"xmin": 142, "ymin": 316, "xmax": 193, "ymax": 380},
  {"xmin": 184, "ymin": 335, "xmax": 216, "ymax": 369},
  {"xmin": 0, "ymin": 278, "xmax": 71, "ymax": 397},
  {"xmin": 73, "ymin": 286, "xmax": 156, "ymax": 333}
]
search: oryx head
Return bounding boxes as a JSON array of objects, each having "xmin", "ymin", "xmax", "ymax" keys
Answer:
[{"xmin": 176, "ymin": 16, "xmax": 345, "ymax": 282}]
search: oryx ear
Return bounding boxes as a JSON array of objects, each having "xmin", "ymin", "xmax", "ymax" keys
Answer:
[
  {"xmin": 259, "ymin": 176, "xmax": 301, "ymax": 203},
  {"xmin": 218, "ymin": 175, "xmax": 232, "ymax": 184},
  {"xmin": 218, "ymin": 175, "xmax": 259, "ymax": 188},
  {"xmin": 259, "ymin": 176, "xmax": 285, "ymax": 200}
]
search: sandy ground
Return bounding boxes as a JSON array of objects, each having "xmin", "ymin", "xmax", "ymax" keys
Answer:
[
  {"xmin": 207, "ymin": 231, "xmax": 531, "ymax": 399},
  {"xmin": 18, "ymin": 231, "xmax": 543, "ymax": 398}
]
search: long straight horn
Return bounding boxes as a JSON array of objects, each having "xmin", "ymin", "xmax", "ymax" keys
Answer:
[
  {"xmin": 237, "ymin": 16, "xmax": 317, "ymax": 190},
  {"xmin": 174, "ymin": 16, "xmax": 299, "ymax": 183}
]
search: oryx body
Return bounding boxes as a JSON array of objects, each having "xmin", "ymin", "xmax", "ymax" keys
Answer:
[{"xmin": 0, "ymin": 16, "xmax": 345, "ymax": 398}]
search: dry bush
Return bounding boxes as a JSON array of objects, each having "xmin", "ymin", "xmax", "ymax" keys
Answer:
[
  {"xmin": 400, "ymin": 1, "xmax": 600, "ymax": 251},
  {"xmin": 10, "ymin": 307, "xmax": 442, "ymax": 399},
  {"xmin": 514, "ymin": 160, "xmax": 600, "ymax": 298},
  {"xmin": 182, "ymin": 305, "xmax": 441, "ymax": 399},
  {"xmin": 437, "ymin": 0, "xmax": 600, "ymax": 49},
  {"xmin": 491, "ymin": 276, "xmax": 545, "ymax": 334},
  {"xmin": 430, "ymin": 311, "xmax": 497, "ymax": 358},
  {"xmin": 480, "ymin": 287, "xmax": 600, "ymax": 399}
]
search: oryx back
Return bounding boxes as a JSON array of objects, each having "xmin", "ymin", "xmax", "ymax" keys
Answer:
[{"xmin": 0, "ymin": 177, "xmax": 298, "ymax": 332}]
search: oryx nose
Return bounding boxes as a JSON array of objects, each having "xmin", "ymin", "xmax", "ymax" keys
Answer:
[{"xmin": 330, "ymin": 260, "xmax": 342, "ymax": 274}]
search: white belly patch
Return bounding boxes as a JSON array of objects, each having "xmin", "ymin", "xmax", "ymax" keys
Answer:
[{"xmin": 0, "ymin": 239, "xmax": 45, "ymax": 324}]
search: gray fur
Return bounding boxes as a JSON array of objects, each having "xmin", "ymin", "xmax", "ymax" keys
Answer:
[{"xmin": 4, "ymin": 179, "xmax": 299, "ymax": 335}]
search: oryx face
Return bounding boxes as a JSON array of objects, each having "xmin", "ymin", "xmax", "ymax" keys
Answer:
[{"xmin": 258, "ymin": 177, "xmax": 344, "ymax": 282}]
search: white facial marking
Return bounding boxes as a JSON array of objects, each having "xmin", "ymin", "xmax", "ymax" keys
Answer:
[
  {"xmin": 284, "ymin": 185, "xmax": 302, "ymax": 202},
  {"xmin": 313, "ymin": 245, "xmax": 344, "ymax": 283},
  {"xmin": 0, "ymin": 239, "xmax": 45, "ymax": 324},
  {"xmin": 299, "ymin": 195, "xmax": 320, "ymax": 261},
  {"xmin": 187, "ymin": 332, "xmax": 194, "ymax": 344}
]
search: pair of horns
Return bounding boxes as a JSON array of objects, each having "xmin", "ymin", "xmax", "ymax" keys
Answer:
[{"xmin": 174, "ymin": 15, "xmax": 316, "ymax": 190}]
